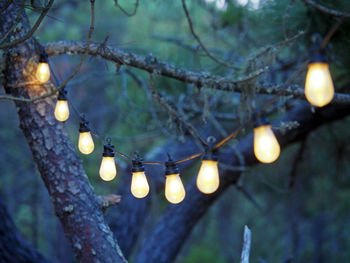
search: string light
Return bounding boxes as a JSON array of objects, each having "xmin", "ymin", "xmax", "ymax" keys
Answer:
[
  {"xmin": 165, "ymin": 155, "xmax": 186, "ymax": 204},
  {"xmin": 78, "ymin": 118, "xmax": 94, "ymax": 155},
  {"xmin": 130, "ymin": 155, "xmax": 149, "ymax": 198},
  {"xmin": 253, "ymin": 115, "xmax": 280, "ymax": 163},
  {"xmin": 54, "ymin": 88, "xmax": 70, "ymax": 122},
  {"xmin": 46, "ymin": 42, "xmax": 336, "ymax": 202},
  {"xmin": 196, "ymin": 139, "xmax": 220, "ymax": 194},
  {"xmin": 36, "ymin": 51, "xmax": 51, "ymax": 83},
  {"xmin": 99, "ymin": 140, "xmax": 117, "ymax": 181},
  {"xmin": 305, "ymin": 50, "xmax": 334, "ymax": 107}
]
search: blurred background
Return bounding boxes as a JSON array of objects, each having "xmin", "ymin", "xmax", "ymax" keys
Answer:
[{"xmin": 1, "ymin": 0, "xmax": 350, "ymax": 262}]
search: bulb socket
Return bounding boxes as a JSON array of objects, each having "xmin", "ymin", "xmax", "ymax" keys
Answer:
[
  {"xmin": 39, "ymin": 51, "xmax": 49, "ymax": 63},
  {"xmin": 202, "ymin": 149, "xmax": 218, "ymax": 162},
  {"xmin": 253, "ymin": 114, "xmax": 270, "ymax": 128},
  {"xmin": 132, "ymin": 158, "xmax": 145, "ymax": 173},
  {"xmin": 102, "ymin": 143, "xmax": 115, "ymax": 157},
  {"xmin": 57, "ymin": 88, "xmax": 68, "ymax": 101},
  {"xmin": 310, "ymin": 51, "xmax": 328, "ymax": 64},
  {"xmin": 165, "ymin": 155, "xmax": 179, "ymax": 175},
  {"xmin": 79, "ymin": 120, "xmax": 90, "ymax": 133}
]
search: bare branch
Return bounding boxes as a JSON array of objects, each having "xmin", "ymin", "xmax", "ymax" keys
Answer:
[
  {"xmin": 45, "ymin": 41, "xmax": 266, "ymax": 91},
  {"xmin": 97, "ymin": 194, "xmax": 122, "ymax": 211},
  {"xmin": 41, "ymin": 41, "xmax": 350, "ymax": 105},
  {"xmin": 0, "ymin": 0, "xmax": 95, "ymax": 102},
  {"xmin": 114, "ymin": 0, "xmax": 139, "ymax": 17},
  {"xmin": 148, "ymin": 74, "xmax": 208, "ymax": 147},
  {"xmin": 240, "ymin": 225, "xmax": 252, "ymax": 263},
  {"xmin": 301, "ymin": 0, "xmax": 350, "ymax": 18},
  {"xmin": 283, "ymin": 0, "xmax": 296, "ymax": 39},
  {"xmin": 0, "ymin": 0, "xmax": 54, "ymax": 49},
  {"xmin": 181, "ymin": 0, "xmax": 239, "ymax": 70}
]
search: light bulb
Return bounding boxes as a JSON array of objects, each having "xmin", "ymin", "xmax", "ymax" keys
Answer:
[
  {"xmin": 99, "ymin": 143, "xmax": 117, "ymax": 181},
  {"xmin": 78, "ymin": 132, "xmax": 94, "ymax": 155},
  {"xmin": 36, "ymin": 62, "xmax": 50, "ymax": 83},
  {"xmin": 131, "ymin": 172, "xmax": 150, "ymax": 198},
  {"xmin": 254, "ymin": 124, "xmax": 280, "ymax": 163},
  {"xmin": 165, "ymin": 174, "xmax": 186, "ymax": 204},
  {"xmin": 99, "ymin": 157, "xmax": 117, "ymax": 181},
  {"xmin": 197, "ymin": 160, "xmax": 220, "ymax": 194},
  {"xmin": 54, "ymin": 100, "xmax": 69, "ymax": 122},
  {"xmin": 78, "ymin": 120, "xmax": 94, "ymax": 155},
  {"xmin": 305, "ymin": 62, "xmax": 334, "ymax": 107}
]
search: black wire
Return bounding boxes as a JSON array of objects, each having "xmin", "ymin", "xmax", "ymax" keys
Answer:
[{"xmin": 48, "ymin": 58, "xmax": 253, "ymax": 167}]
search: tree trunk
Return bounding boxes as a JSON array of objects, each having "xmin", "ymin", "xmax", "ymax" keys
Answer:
[
  {"xmin": 134, "ymin": 102, "xmax": 350, "ymax": 263},
  {"xmin": 0, "ymin": 2, "xmax": 126, "ymax": 263}
]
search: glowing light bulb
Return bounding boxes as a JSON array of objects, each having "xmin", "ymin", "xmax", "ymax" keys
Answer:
[
  {"xmin": 99, "ymin": 157, "xmax": 117, "ymax": 181},
  {"xmin": 197, "ymin": 160, "xmax": 219, "ymax": 194},
  {"xmin": 54, "ymin": 89, "xmax": 69, "ymax": 122},
  {"xmin": 164, "ymin": 157, "xmax": 185, "ymax": 204},
  {"xmin": 54, "ymin": 100, "xmax": 69, "ymax": 122},
  {"xmin": 78, "ymin": 132, "xmax": 94, "ymax": 154},
  {"xmin": 36, "ymin": 62, "xmax": 50, "ymax": 83},
  {"xmin": 36, "ymin": 52, "xmax": 50, "ymax": 83},
  {"xmin": 78, "ymin": 120, "xmax": 94, "ymax": 155},
  {"xmin": 254, "ymin": 122, "xmax": 280, "ymax": 163},
  {"xmin": 305, "ymin": 62, "xmax": 334, "ymax": 107},
  {"xmin": 130, "ymin": 157, "xmax": 149, "ymax": 198},
  {"xmin": 99, "ymin": 143, "xmax": 117, "ymax": 181},
  {"xmin": 165, "ymin": 174, "xmax": 186, "ymax": 204},
  {"xmin": 131, "ymin": 172, "xmax": 149, "ymax": 198}
]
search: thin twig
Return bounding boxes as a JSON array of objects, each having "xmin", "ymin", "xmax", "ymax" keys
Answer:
[
  {"xmin": 181, "ymin": 0, "xmax": 239, "ymax": 70},
  {"xmin": 240, "ymin": 225, "xmax": 251, "ymax": 263},
  {"xmin": 148, "ymin": 74, "xmax": 208, "ymax": 147},
  {"xmin": 114, "ymin": 0, "xmax": 139, "ymax": 17},
  {"xmin": 282, "ymin": 0, "xmax": 296, "ymax": 39},
  {"xmin": 1, "ymin": 0, "xmax": 95, "ymax": 102},
  {"xmin": 320, "ymin": 17, "xmax": 345, "ymax": 49},
  {"xmin": 0, "ymin": 0, "xmax": 54, "ymax": 49},
  {"xmin": 301, "ymin": 0, "xmax": 350, "ymax": 18}
]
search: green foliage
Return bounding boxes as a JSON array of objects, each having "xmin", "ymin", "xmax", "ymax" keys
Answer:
[{"xmin": 2, "ymin": 0, "xmax": 350, "ymax": 262}]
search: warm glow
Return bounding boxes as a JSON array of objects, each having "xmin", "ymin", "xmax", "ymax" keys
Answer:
[
  {"xmin": 254, "ymin": 125, "xmax": 280, "ymax": 163},
  {"xmin": 305, "ymin": 62, "xmax": 334, "ymax": 107},
  {"xmin": 197, "ymin": 160, "xmax": 220, "ymax": 194},
  {"xmin": 36, "ymin": 62, "xmax": 50, "ymax": 83},
  {"xmin": 131, "ymin": 171, "xmax": 150, "ymax": 198},
  {"xmin": 99, "ymin": 156, "xmax": 117, "ymax": 181},
  {"xmin": 54, "ymin": 100, "xmax": 70, "ymax": 122},
  {"xmin": 165, "ymin": 174, "xmax": 186, "ymax": 204},
  {"xmin": 78, "ymin": 131, "xmax": 94, "ymax": 155}
]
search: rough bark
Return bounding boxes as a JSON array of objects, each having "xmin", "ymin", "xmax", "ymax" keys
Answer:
[
  {"xmin": 0, "ymin": 2, "xmax": 126, "ymax": 263},
  {"xmin": 108, "ymin": 135, "xmax": 202, "ymax": 258},
  {"xmin": 134, "ymin": 101, "xmax": 350, "ymax": 263},
  {"xmin": 0, "ymin": 195, "xmax": 49, "ymax": 263},
  {"xmin": 44, "ymin": 41, "xmax": 350, "ymax": 104}
]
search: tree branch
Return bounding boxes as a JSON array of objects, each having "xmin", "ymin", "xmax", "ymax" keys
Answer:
[
  {"xmin": 98, "ymin": 194, "xmax": 122, "ymax": 211},
  {"xmin": 0, "ymin": 0, "xmax": 54, "ymax": 49},
  {"xmin": 133, "ymin": 101, "xmax": 350, "ymax": 263},
  {"xmin": 181, "ymin": 0, "xmax": 239, "ymax": 70},
  {"xmin": 41, "ymin": 41, "xmax": 350, "ymax": 105},
  {"xmin": 148, "ymin": 74, "xmax": 207, "ymax": 147},
  {"xmin": 301, "ymin": 0, "xmax": 350, "ymax": 18},
  {"xmin": 240, "ymin": 225, "xmax": 252, "ymax": 263}
]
